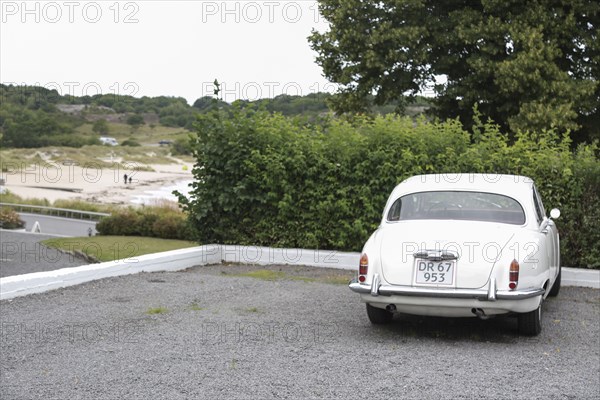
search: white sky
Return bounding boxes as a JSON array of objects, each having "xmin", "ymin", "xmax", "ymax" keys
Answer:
[{"xmin": 0, "ymin": 0, "xmax": 333, "ymax": 104}]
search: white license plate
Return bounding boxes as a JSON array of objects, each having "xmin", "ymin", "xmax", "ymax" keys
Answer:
[{"xmin": 415, "ymin": 260, "xmax": 455, "ymax": 285}]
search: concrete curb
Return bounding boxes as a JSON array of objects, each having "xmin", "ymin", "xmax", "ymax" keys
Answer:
[
  {"xmin": 562, "ymin": 267, "xmax": 600, "ymax": 289},
  {"xmin": 1, "ymin": 245, "xmax": 597, "ymax": 300},
  {"xmin": 0, "ymin": 245, "xmax": 219, "ymax": 300}
]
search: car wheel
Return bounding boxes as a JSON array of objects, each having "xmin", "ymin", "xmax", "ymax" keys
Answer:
[
  {"xmin": 518, "ymin": 305, "xmax": 542, "ymax": 336},
  {"xmin": 548, "ymin": 267, "xmax": 561, "ymax": 297},
  {"xmin": 366, "ymin": 303, "xmax": 393, "ymax": 324}
]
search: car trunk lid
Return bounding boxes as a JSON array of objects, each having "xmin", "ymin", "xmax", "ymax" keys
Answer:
[{"xmin": 379, "ymin": 220, "xmax": 516, "ymax": 289}]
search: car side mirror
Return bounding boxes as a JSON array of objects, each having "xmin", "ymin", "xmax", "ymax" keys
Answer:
[{"xmin": 550, "ymin": 208, "xmax": 561, "ymax": 219}]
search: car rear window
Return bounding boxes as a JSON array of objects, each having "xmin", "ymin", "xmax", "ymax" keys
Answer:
[{"xmin": 387, "ymin": 191, "xmax": 526, "ymax": 225}]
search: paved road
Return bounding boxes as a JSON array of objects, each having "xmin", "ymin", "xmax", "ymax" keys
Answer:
[
  {"xmin": 0, "ymin": 231, "xmax": 87, "ymax": 278},
  {"xmin": 1, "ymin": 264, "xmax": 598, "ymax": 399},
  {"xmin": 18, "ymin": 213, "xmax": 98, "ymax": 237}
]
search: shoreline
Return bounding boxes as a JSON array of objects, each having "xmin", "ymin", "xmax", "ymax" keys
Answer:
[{"xmin": 1, "ymin": 162, "xmax": 194, "ymax": 205}]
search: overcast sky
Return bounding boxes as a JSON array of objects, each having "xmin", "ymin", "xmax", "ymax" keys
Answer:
[{"xmin": 1, "ymin": 1, "xmax": 332, "ymax": 104}]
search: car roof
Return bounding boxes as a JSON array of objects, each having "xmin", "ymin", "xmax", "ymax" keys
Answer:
[{"xmin": 390, "ymin": 174, "xmax": 534, "ymax": 202}]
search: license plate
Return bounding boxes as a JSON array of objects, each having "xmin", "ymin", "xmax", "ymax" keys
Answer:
[{"xmin": 415, "ymin": 260, "xmax": 455, "ymax": 285}]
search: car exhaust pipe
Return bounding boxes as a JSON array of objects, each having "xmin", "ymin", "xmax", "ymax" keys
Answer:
[
  {"xmin": 471, "ymin": 308, "xmax": 489, "ymax": 320},
  {"xmin": 386, "ymin": 304, "xmax": 396, "ymax": 312}
]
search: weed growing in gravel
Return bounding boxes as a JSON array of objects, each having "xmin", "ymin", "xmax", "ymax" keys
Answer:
[
  {"xmin": 290, "ymin": 276, "xmax": 315, "ymax": 283},
  {"xmin": 228, "ymin": 269, "xmax": 353, "ymax": 285},
  {"xmin": 321, "ymin": 275, "xmax": 352, "ymax": 285},
  {"xmin": 146, "ymin": 307, "xmax": 168, "ymax": 315},
  {"xmin": 234, "ymin": 270, "xmax": 285, "ymax": 281},
  {"xmin": 245, "ymin": 307, "xmax": 260, "ymax": 313},
  {"xmin": 188, "ymin": 303, "xmax": 204, "ymax": 311}
]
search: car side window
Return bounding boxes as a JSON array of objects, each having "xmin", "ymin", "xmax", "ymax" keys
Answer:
[
  {"xmin": 387, "ymin": 198, "xmax": 402, "ymax": 221},
  {"xmin": 532, "ymin": 186, "xmax": 544, "ymax": 225}
]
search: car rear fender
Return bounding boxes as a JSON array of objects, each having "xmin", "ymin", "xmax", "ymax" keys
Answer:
[{"xmin": 491, "ymin": 233, "xmax": 550, "ymax": 292}]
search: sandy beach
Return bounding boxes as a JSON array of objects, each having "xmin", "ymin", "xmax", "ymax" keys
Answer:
[{"xmin": 1, "ymin": 161, "xmax": 195, "ymax": 205}]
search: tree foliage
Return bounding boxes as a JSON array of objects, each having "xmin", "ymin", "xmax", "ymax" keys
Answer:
[
  {"xmin": 126, "ymin": 113, "xmax": 145, "ymax": 127},
  {"xmin": 92, "ymin": 119, "xmax": 109, "ymax": 135},
  {"xmin": 0, "ymin": 85, "xmax": 94, "ymax": 148},
  {"xmin": 309, "ymin": 0, "xmax": 599, "ymax": 142}
]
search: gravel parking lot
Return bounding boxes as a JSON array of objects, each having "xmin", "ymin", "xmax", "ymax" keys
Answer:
[{"xmin": 1, "ymin": 264, "xmax": 599, "ymax": 399}]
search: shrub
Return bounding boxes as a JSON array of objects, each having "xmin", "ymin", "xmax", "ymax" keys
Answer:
[
  {"xmin": 177, "ymin": 107, "xmax": 600, "ymax": 268},
  {"xmin": 126, "ymin": 114, "xmax": 145, "ymax": 126},
  {"xmin": 96, "ymin": 209, "xmax": 140, "ymax": 236},
  {"xmin": 121, "ymin": 138, "xmax": 141, "ymax": 147},
  {"xmin": 0, "ymin": 208, "xmax": 25, "ymax": 229},
  {"xmin": 171, "ymin": 137, "xmax": 192, "ymax": 156},
  {"xmin": 95, "ymin": 205, "xmax": 193, "ymax": 240}
]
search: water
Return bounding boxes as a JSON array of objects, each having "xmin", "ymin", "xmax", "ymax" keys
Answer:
[{"xmin": 130, "ymin": 179, "xmax": 194, "ymax": 205}]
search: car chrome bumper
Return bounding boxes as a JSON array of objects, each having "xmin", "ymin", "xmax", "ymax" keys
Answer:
[{"xmin": 348, "ymin": 274, "xmax": 545, "ymax": 301}]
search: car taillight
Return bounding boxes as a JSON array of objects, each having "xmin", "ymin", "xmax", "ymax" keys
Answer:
[
  {"xmin": 359, "ymin": 253, "xmax": 368, "ymax": 283},
  {"xmin": 509, "ymin": 259, "xmax": 519, "ymax": 290}
]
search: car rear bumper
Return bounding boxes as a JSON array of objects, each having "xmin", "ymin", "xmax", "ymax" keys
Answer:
[{"xmin": 349, "ymin": 274, "xmax": 545, "ymax": 301}]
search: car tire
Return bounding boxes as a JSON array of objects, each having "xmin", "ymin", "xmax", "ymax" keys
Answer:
[
  {"xmin": 518, "ymin": 305, "xmax": 542, "ymax": 336},
  {"xmin": 366, "ymin": 303, "xmax": 393, "ymax": 324},
  {"xmin": 548, "ymin": 267, "xmax": 561, "ymax": 297}
]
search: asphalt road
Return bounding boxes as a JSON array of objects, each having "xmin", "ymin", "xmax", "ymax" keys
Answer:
[
  {"xmin": 18, "ymin": 213, "xmax": 98, "ymax": 237},
  {"xmin": 1, "ymin": 264, "xmax": 598, "ymax": 399},
  {"xmin": 0, "ymin": 231, "xmax": 87, "ymax": 278}
]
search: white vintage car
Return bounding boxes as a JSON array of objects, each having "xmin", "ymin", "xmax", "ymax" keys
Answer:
[{"xmin": 349, "ymin": 174, "xmax": 561, "ymax": 335}]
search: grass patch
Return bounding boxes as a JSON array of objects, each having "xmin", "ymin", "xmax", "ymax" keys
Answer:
[
  {"xmin": 75, "ymin": 122, "xmax": 185, "ymax": 145},
  {"xmin": 0, "ymin": 134, "xmax": 189, "ymax": 174},
  {"xmin": 146, "ymin": 307, "xmax": 168, "ymax": 315},
  {"xmin": 0, "ymin": 191, "xmax": 116, "ymax": 216},
  {"xmin": 42, "ymin": 235, "xmax": 197, "ymax": 262},
  {"xmin": 321, "ymin": 275, "xmax": 352, "ymax": 285},
  {"xmin": 0, "ymin": 190, "xmax": 52, "ymax": 206},
  {"xmin": 290, "ymin": 275, "xmax": 350, "ymax": 285},
  {"xmin": 234, "ymin": 269, "xmax": 286, "ymax": 281},
  {"xmin": 245, "ymin": 307, "xmax": 260, "ymax": 313},
  {"xmin": 228, "ymin": 268, "xmax": 352, "ymax": 285},
  {"xmin": 188, "ymin": 303, "xmax": 204, "ymax": 311},
  {"xmin": 52, "ymin": 199, "xmax": 114, "ymax": 213},
  {"xmin": 290, "ymin": 276, "xmax": 316, "ymax": 283}
]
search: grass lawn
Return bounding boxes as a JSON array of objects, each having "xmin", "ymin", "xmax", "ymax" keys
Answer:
[{"xmin": 42, "ymin": 236, "xmax": 197, "ymax": 262}]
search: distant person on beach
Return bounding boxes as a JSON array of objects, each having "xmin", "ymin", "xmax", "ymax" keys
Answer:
[
  {"xmin": 124, "ymin": 174, "xmax": 128, "ymax": 184},
  {"xmin": 129, "ymin": 176, "xmax": 133, "ymax": 184}
]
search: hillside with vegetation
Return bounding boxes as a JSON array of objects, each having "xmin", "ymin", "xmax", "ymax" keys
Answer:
[{"xmin": 0, "ymin": 84, "xmax": 432, "ymax": 150}]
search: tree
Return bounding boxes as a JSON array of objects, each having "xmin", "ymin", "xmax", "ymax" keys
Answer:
[
  {"xmin": 92, "ymin": 119, "xmax": 109, "ymax": 135},
  {"xmin": 126, "ymin": 113, "xmax": 145, "ymax": 127},
  {"xmin": 171, "ymin": 137, "xmax": 192, "ymax": 155},
  {"xmin": 0, "ymin": 108, "xmax": 79, "ymax": 148},
  {"xmin": 309, "ymin": 0, "xmax": 599, "ymax": 141},
  {"xmin": 192, "ymin": 96, "xmax": 229, "ymax": 112}
]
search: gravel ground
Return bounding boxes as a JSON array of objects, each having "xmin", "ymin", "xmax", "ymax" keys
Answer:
[
  {"xmin": 1, "ymin": 263, "xmax": 599, "ymax": 400},
  {"xmin": 0, "ymin": 231, "xmax": 87, "ymax": 278}
]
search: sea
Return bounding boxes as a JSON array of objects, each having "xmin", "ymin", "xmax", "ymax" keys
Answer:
[{"xmin": 131, "ymin": 179, "xmax": 194, "ymax": 205}]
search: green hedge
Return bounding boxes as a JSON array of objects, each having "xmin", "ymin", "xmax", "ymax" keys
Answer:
[
  {"xmin": 178, "ymin": 106, "xmax": 600, "ymax": 268},
  {"xmin": 96, "ymin": 205, "xmax": 194, "ymax": 240}
]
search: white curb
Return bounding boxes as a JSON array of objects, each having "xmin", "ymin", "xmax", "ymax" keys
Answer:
[
  {"xmin": 0, "ymin": 244, "xmax": 596, "ymax": 300},
  {"xmin": 0, "ymin": 245, "xmax": 220, "ymax": 300},
  {"xmin": 562, "ymin": 267, "xmax": 600, "ymax": 289}
]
